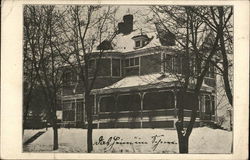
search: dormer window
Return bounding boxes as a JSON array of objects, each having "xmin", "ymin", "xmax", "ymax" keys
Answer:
[
  {"xmin": 132, "ymin": 34, "xmax": 151, "ymax": 49},
  {"xmin": 135, "ymin": 40, "xmax": 141, "ymax": 48}
]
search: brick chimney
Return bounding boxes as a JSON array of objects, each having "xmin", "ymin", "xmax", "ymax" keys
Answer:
[{"xmin": 118, "ymin": 14, "xmax": 133, "ymax": 34}]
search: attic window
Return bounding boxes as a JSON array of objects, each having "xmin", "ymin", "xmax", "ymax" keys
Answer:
[
  {"xmin": 135, "ymin": 41, "xmax": 141, "ymax": 47},
  {"xmin": 132, "ymin": 34, "xmax": 150, "ymax": 49}
]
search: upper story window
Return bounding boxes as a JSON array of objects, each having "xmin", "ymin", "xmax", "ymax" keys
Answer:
[
  {"xmin": 163, "ymin": 53, "xmax": 216, "ymax": 85},
  {"xmin": 97, "ymin": 58, "xmax": 111, "ymax": 77},
  {"xmin": 63, "ymin": 71, "xmax": 71, "ymax": 84},
  {"xmin": 173, "ymin": 55, "xmax": 182, "ymax": 74},
  {"xmin": 205, "ymin": 63, "xmax": 215, "ymax": 78},
  {"xmin": 163, "ymin": 53, "xmax": 197, "ymax": 76},
  {"xmin": 125, "ymin": 57, "xmax": 139, "ymax": 67},
  {"xmin": 88, "ymin": 59, "xmax": 96, "ymax": 77},
  {"xmin": 87, "ymin": 58, "xmax": 111, "ymax": 77},
  {"xmin": 124, "ymin": 57, "xmax": 140, "ymax": 76},
  {"xmin": 112, "ymin": 58, "xmax": 121, "ymax": 77},
  {"xmin": 63, "ymin": 69, "xmax": 77, "ymax": 85},
  {"xmin": 163, "ymin": 54, "xmax": 182, "ymax": 74}
]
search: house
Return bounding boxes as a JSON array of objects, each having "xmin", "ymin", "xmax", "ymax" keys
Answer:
[{"xmin": 60, "ymin": 14, "xmax": 217, "ymax": 128}]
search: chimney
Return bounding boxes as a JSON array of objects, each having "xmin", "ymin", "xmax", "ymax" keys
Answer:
[
  {"xmin": 118, "ymin": 22, "xmax": 125, "ymax": 34},
  {"xmin": 118, "ymin": 14, "xmax": 133, "ymax": 34}
]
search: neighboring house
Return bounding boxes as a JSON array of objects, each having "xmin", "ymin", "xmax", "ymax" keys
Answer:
[{"xmin": 60, "ymin": 14, "xmax": 217, "ymax": 128}]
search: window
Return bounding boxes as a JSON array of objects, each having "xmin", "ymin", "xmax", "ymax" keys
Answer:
[
  {"xmin": 62, "ymin": 101, "xmax": 75, "ymax": 121},
  {"xmin": 97, "ymin": 59, "xmax": 111, "ymax": 77},
  {"xmin": 88, "ymin": 58, "xmax": 112, "ymax": 77},
  {"xmin": 164, "ymin": 54, "xmax": 173, "ymax": 73},
  {"xmin": 117, "ymin": 94, "xmax": 141, "ymax": 111},
  {"xmin": 112, "ymin": 59, "xmax": 121, "ymax": 77},
  {"xmin": 211, "ymin": 96, "xmax": 215, "ymax": 115},
  {"xmin": 130, "ymin": 58, "xmax": 135, "ymax": 66},
  {"xmin": 206, "ymin": 64, "xmax": 215, "ymax": 78},
  {"xmin": 135, "ymin": 41, "xmax": 141, "ymax": 47},
  {"xmin": 76, "ymin": 100, "xmax": 83, "ymax": 122},
  {"xmin": 181, "ymin": 56, "xmax": 189, "ymax": 75},
  {"xmin": 190, "ymin": 57, "xmax": 196, "ymax": 76},
  {"xmin": 88, "ymin": 59, "xmax": 96, "ymax": 77},
  {"xmin": 124, "ymin": 57, "xmax": 140, "ymax": 76},
  {"xmin": 125, "ymin": 57, "xmax": 140, "ymax": 67},
  {"xmin": 144, "ymin": 91, "xmax": 174, "ymax": 110},
  {"xmin": 63, "ymin": 70, "xmax": 77, "ymax": 85},
  {"xmin": 135, "ymin": 57, "xmax": 139, "ymax": 65},
  {"xmin": 125, "ymin": 59, "xmax": 129, "ymax": 67},
  {"xmin": 173, "ymin": 56, "xmax": 182, "ymax": 74},
  {"xmin": 100, "ymin": 96, "xmax": 115, "ymax": 112},
  {"xmin": 205, "ymin": 95, "xmax": 211, "ymax": 114},
  {"xmin": 164, "ymin": 54, "xmax": 183, "ymax": 74},
  {"xmin": 63, "ymin": 71, "xmax": 71, "ymax": 85}
]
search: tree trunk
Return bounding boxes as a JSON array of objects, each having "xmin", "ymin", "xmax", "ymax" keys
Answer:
[
  {"xmin": 23, "ymin": 103, "xmax": 30, "ymax": 134},
  {"xmin": 53, "ymin": 122, "xmax": 58, "ymax": 150},
  {"xmin": 218, "ymin": 7, "xmax": 233, "ymax": 106},
  {"xmin": 219, "ymin": 28, "xmax": 233, "ymax": 106},
  {"xmin": 178, "ymin": 134, "xmax": 189, "ymax": 153},
  {"xmin": 87, "ymin": 118, "xmax": 93, "ymax": 153},
  {"xmin": 85, "ymin": 93, "xmax": 93, "ymax": 153},
  {"xmin": 176, "ymin": 121, "xmax": 189, "ymax": 153},
  {"xmin": 51, "ymin": 101, "xmax": 58, "ymax": 150}
]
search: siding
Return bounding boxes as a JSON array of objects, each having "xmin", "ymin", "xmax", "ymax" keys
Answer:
[{"xmin": 140, "ymin": 53, "xmax": 161, "ymax": 75}]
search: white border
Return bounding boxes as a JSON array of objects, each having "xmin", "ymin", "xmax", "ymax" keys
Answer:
[{"xmin": 1, "ymin": 0, "xmax": 249, "ymax": 159}]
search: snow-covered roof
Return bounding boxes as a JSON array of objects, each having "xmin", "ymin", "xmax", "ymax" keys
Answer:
[
  {"xmin": 114, "ymin": 30, "xmax": 159, "ymax": 52},
  {"xmin": 92, "ymin": 73, "xmax": 214, "ymax": 94},
  {"xmin": 104, "ymin": 73, "xmax": 177, "ymax": 89},
  {"xmin": 92, "ymin": 29, "xmax": 179, "ymax": 53}
]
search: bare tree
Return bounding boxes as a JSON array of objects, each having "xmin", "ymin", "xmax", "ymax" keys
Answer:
[
  {"xmin": 150, "ymin": 6, "xmax": 222, "ymax": 153},
  {"xmin": 188, "ymin": 6, "xmax": 233, "ymax": 134},
  {"xmin": 190, "ymin": 6, "xmax": 233, "ymax": 106},
  {"xmin": 55, "ymin": 5, "xmax": 118, "ymax": 152},
  {"xmin": 23, "ymin": 33, "xmax": 38, "ymax": 133},
  {"xmin": 23, "ymin": 5, "xmax": 64, "ymax": 150}
]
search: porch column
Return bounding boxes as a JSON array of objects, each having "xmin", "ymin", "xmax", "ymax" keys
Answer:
[
  {"xmin": 215, "ymin": 94, "xmax": 218, "ymax": 121},
  {"xmin": 160, "ymin": 52, "xmax": 164, "ymax": 73},
  {"xmin": 140, "ymin": 92, "xmax": 145, "ymax": 128},
  {"xmin": 93, "ymin": 94, "xmax": 96, "ymax": 115},
  {"xmin": 198, "ymin": 95, "xmax": 202, "ymax": 119},
  {"xmin": 173, "ymin": 91, "xmax": 177, "ymax": 118},
  {"xmin": 82, "ymin": 93, "xmax": 86, "ymax": 126},
  {"xmin": 201, "ymin": 95, "xmax": 205, "ymax": 120},
  {"xmin": 209, "ymin": 95, "xmax": 212, "ymax": 120},
  {"xmin": 74, "ymin": 99, "xmax": 77, "ymax": 126},
  {"xmin": 114, "ymin": 94, "xmax": 118, "ymax": 128},
  {"xmin": 97, "ymin": 96, "xmax": 101, "ymax": 129}
]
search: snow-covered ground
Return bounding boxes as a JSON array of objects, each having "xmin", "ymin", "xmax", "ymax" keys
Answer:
[
  {"xmin": 23, "ymin": 128, "xmax": 47, "ymax": 143},
  {"xmin": 23, "ymin": 127, "xmax": 232, "ymax": 153}
]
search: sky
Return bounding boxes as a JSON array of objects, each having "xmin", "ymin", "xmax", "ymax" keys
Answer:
[{"xmin": 114, "ymin": 5, "xmax": 153, "ymax": 31}]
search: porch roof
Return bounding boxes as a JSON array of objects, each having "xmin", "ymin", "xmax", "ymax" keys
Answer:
[{"xmin": 92, "ymin": 73, "xmax": 214, "ymax": 95}]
